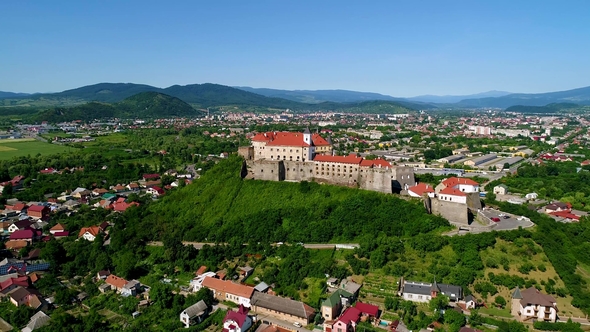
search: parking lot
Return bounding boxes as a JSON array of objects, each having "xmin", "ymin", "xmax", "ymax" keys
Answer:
[{"xmin": 480, "ymin": 208, "xmax": 535, "ymax": 230}]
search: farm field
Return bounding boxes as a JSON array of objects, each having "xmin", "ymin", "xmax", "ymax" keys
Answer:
[{"xmin": 0, "ymin": 138, "xmax": 74, "ymax": 160}]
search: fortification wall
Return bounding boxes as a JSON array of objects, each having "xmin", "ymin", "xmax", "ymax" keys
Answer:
[
  {"xmin": 466, "ymin": 192, "xmax": 482, "ymax": 210},
  {"xmin": 238, "ymin": 146, "xmax": 254, "ymax": 161},
  {"xmin": 430, "ymin": 197, "xmax": 469, "ymax": 225},
  {"xmin": 359, "ymin": 167, "xmax": 392, "ymax": 193},
  {"xmin": 244, "ymin": 159, "xmax": 284, "ymax": 181},
  {"xmin": 283, "ymin": 161, "xmax": 314, "ymax": 182}
]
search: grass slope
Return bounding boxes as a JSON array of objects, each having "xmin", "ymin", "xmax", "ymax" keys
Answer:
[
  {"xmin": 144, "ymin": 156, "xmax": 449, "ymax": 243},
  {"xmin": 0, "ymin": 139, "xmax": 74, "ymax": 160}
]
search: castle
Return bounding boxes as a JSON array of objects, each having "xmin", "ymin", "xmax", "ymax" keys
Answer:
[{"xmin": 238, "ymin": 129, "xmax": 415, "ymax": 194}]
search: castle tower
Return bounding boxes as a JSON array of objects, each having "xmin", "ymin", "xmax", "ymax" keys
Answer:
[
  {"xmin": 430, "ymin": 279, "xmax": 440, "ymax": 298},
  {"xmin": 303, "ymin": 127, "xmax": 312, "ymax": 145},
  {"xmin": 511, "ymin": 287, "xmax": 523, "ymax": 318},
  {"xmin": 303, "ymin": 127, "xmax": 315, "ymax": 161}
]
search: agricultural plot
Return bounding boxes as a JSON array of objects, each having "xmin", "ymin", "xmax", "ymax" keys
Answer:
[{"xmin": 0, "ymin": 139, "xmax": 74, "ymax": 160}]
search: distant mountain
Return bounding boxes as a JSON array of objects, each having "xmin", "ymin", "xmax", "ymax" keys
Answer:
[
  {"xmin": 457, "ymin": 86, "xmax": 590, "ymax": 108},
  {"xmin": 0, "ymin": 91, "xmax": 31, "ymax": 98},
  {"xmin": 235, "ymin": 87, "xmax": 402, "ymax": 103},
  {"xmin": 504, "ymin": 103, "xmax": 582, "ymax": 114},
  {"xmin": 33, "ymin": 92, "xmax": 197, "ymax": 122},
  {"xmin": 407, "ymin": 90, "xmax": 512, "ymax": 104}
]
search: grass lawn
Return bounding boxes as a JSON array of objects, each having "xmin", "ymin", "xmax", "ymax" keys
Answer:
[
  {"xmin": 479, "ymin": 306, "xmax": 513, "ymax": 318},
  {"xmin": 0, "ymin": 139, "xmax": 74, "ymax": 159}
]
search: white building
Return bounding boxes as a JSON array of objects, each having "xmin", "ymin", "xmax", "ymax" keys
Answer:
[
  {"xmin": 511, "ymin": 287, "xmax": 558, "ymax": 322},
  {"xmin": 437, "ymin": 187, "xmax": 467, "ymax": 204},
  {"xmin": 400, "ymin": 280, "xmax": 462, "ymax": 303}
]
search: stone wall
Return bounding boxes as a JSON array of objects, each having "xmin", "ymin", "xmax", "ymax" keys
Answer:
[
  {"xmin": 283, "ymin": 161, "xmax": 314, "ymax": 182},
  {"xmin": 243, "ymin": 159, "xmax": 284, "ymax": 181},
  {"xmin": 392, "ymin": 166, "xmax": 415, "ymax": 194},
  {"xmin": 359, "ymin": 167, "xmax": 392, "ymax": 193},
  {"xmin": 429, "ymin": 197, "xmax": 469, "ymax": 225},
  {"xmin": 238, "ymin": 146, "xmax": 254, "ymax": 160}
]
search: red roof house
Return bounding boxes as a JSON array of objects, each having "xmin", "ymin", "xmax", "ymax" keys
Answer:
[
  {"xmin": 408, "ymin": 183, "xmax": 435, "ymax": 198},
  {"xmin": 27, "ymin": 205, "xmax": 50, "ymax": 219}
]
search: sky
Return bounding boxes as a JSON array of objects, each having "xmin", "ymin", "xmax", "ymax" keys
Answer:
[{"xmin": 1, "ymin": 1, "xmax": 590, "ymax": 97}]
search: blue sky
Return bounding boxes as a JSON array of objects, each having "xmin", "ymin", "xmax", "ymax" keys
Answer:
[{"xmin": 1, "ymin": 0, "xmax": 589, "ymax": 97}]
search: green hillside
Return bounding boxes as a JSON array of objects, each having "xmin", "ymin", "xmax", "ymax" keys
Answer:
[
  {"xmin": 140, "ymin": 156, "xmax": 449, "ymax": 243},
  {"xmin": 32, "ymin": 92, "xmax": 196, "ymax": 122},
  {"xmin": 505, "ymin": 103, "xmax": 582, "ymax": 113}
]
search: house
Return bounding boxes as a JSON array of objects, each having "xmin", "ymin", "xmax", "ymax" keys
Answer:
[
  {"xmin": 0, "ymin": 175, "xmax": 25, "ymax": 192},
  {"xmin": 143, "ymin": 180, "xmax": 161, "ymax": 189},
  {"xmin": 21, "ymin": 310, "xmax": 50, "ymax": 332},
  {"xmin": 111, "ymin": 198, "xmax": 140, "ymax": 212},
  {"xmin": 8, "ymin": 219, "xmax": 33, "ymax": 234},
  {"xmin": 105, "ymin": 275, "xmax": 128, "ymax": 293},
  {"xmin": 5, "ymin": 202, "xmax": 28, "ymax": 214},
  {"xmin": 251, "ymin": 292, "xmax": 315, "ymax": 326},
  {"xmin": 253, "ymin": 282, "xmax": 270, "ymax": 293},
  {"xmin": 71, "ymin": 188, "xmax": 91, "ymax": 199},
  {"xmin": 78, "ymin": 226, "xmax": 103, "ymax": 241},
  {"xmin": 511, "ymin": 287, "xmax": 558, "ymax": 322},
  {"xmin": 147, "ymin": 186, "xmax": 165, "ymax": 196},
  {"xmin": 27, "ymin": 205, "xmax": 50, "ymax": 220},
  {"xmin": 238, "ymin": 266, "xmax": 254, "ymax": 279},
  {"xmin": 544, "ymin": 202, "xmax": 571, "ymax": 214},
  {"xmin": 436, "ymin": 177, "xmax": 479, "ymax": 193},
  {"xmin": 126, "ymin": 183, "xmax": 140, "ymax": 192},
  {"xmin": 39, "ymin": 168, "xmax": 57, "ymax": 174},
  {"xmin": 493, "ymin": 184, "xmax": 508, "ymax": 195},
  {"xmin": 408, "ymin": 183, "xmax": 435, "ymax": 198},
  {"xmin": 329, "ymin": 307, "xmax": 361, "ymax": 332},
  {"xmin": 122, "ymin": 280, "xmax": 141, "ymax": 297},
  {"xmin": 326, "ymin": 278, "xmax": 339, "ymax": 288},
  {"xmin": 340, "ymin": 279, "xmax": 362, "ymax": 299},
  {"xmin": 112, "ymin": 185, "xmax": 127, "ymax": 193},
  {"xmin": 180, "ymin": 300, "xmax": 209, "ymax": 328},
  {"xmin": 53, "ymin": 231, "xmax": 69, "ymax": 239},
  {"xmin": 92, "ymin": 188, "xmax": 109, "ymax": 196},
  {"xmin": 549, "ymin": 210, "xmax": 581, "ymax": 222},
  {"xmin": 8, "ymin": 286, "xmax": 41, "ymax": 308},
  {"xmin": 223, "ymin": 305, "xmax": 253, "ymax": 332},
  {"xmin": 97, "ymin": 270, "xmax": 111, "ymax": 280},
  {"xmin": 49, "ymin": 223, "xmax": 66, "ymax": 234},
  {"xmin": 321, "ymin": 290, "xmax": 349, "ymax": 321},
  {"xmin": 10, "ymin": 229, "xmax": 35, "ymax": 243},
  {"xmin": 0, "ymin": 275, "xmax": 29, "ymax": 293},
  {"xmin": 400, "ymin": 279, "xmax": 462, "ymax": 303},
  {"xmin": 201, "ymin": 277, "xmax": 254, "ymax": 307},
  {"xmin": 354, "ymin": 301, "xmax": 379, "ymax": 319},
  {"xmin": 143, "ymin": 173, "xmax": 161, "ymax": 181},
  {"xmin": 437, "ymin": 187, "xmax": 467, "ymax": 204}
]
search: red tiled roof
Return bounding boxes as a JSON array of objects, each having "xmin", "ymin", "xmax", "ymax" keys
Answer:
[
  {"xmin": 106, "ymin": 275, "xmax": 128, "ymax": 289},
  {"xmin": 202, "ymin": 277, "xmax": 254, "ymax": 298},
  {"xmin": 196, "ymin": 266, "xmax": 208, "ymax": 275},
  {"xmin": 143, "ymin": 173, "xmax": 160, "ymax": 180},
  {"xmin": 223, "ymin": 308, "xmax": 249, "ymax": 329},
  {"xmin": 442, "ymin": 177, "xmax": 479, "ymax": 187},
  {"xmin": 439, "ymin": 187, "xmax": 467, "ymax": 197},
  {"xmin": 5, "ymin": 240, "xmax": 28, "ymax": 250},
  {"xmin": 313, "ymin": 154, "xmax": 363, "ymax": 164},
  {"xmin": 549, "ymin": 211, "xmax": 581, "ymax": 221},
  {"xmin": 39, "ymin": 168, "xmax": 56, "ymax": 174},
  {"xmin": 78, "ymin": 226, "xmax": 102, "ymax": 238},
  {"xmin": 0, "ymin": 276, "xmax": 29, "ymax": 291},
  {"xmin": 113, "ymin": 201, "xmax": 139, "ymax": 212},
  {"xmin": 53, "ymin": 231, "xmax": 70, "ymax": 237},
  {"xmin": 12, "ymin": 203, "xmax": 27, "ymax": 211},
  {"xmin": 10, "ymin": 229, "xmax": 35, "ymax": 240},
  {"xmin": 408, "ymin": 183, "xmax": 435, "ymax": 196},
  {"xmin": 355, "ymin": 301, "xmax": 379, "ymax": 317},
  {"xmin": 27, "ymin": 205, "xmax": 47, "ymax": 213},
  {"xmin": 360, "ymin": 158, "xmax": 391, "ymax": 168},
  {"xmin": 251, "ymin": 132, "xmax": 276, "ymax": 142},
  {"xmin": 266, "ymin": 132, "xmax": 309, "ymax": 147},
  {"xmin": 312, "ymin": 133, "xmax": 331, "ymax": 146},
  {"xmin": 338, "ymin": 307, "xmax": 361, "ymax": 324}
]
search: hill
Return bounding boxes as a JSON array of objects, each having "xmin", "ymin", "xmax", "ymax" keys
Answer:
[
  {"xmin": 0, "ymin": 91, "xmax": 31, "ymax": 98},
  {"xmin": 0, "ymin": 82, "xmax": 425, "ymax": 113},
  {"xmin": 458, "ymin": 86, "xmax": 590, "ymax": 108},
  {"xmin": 505, "ymin": 103, "xmax": 582, "ymax": 114},
  {"xmin": 33, "ymin": 92, "xmax": 196, "ymax": 122},
  {"xmin": 235, "ymin": 86, "xmax": 402, "ymax": 103},
  {"xmin": 140, "ymin": 156, "xmax": 449, "ymax": 243},
  {"xmin": 407, "ymin": 90, "xmax": 512, "ymax": 104}
]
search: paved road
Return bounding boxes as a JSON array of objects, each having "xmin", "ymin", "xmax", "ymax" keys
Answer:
[
  {"xmin": 479, "ymin": 208, "xmax": 535, "ymax": 230},
  {"xmin": 147, "ymin": 241, "xmax": 358, "ymax": 250}
]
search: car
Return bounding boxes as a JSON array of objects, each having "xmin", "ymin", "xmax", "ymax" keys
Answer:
[
  {"xmin": 498, "ymin": 213, "xmax": 505, "ymax": 217},
  {"xmin": 293, "ymin": 322, "xmax": 302, "ymax": 328},
  {"xmin": 491, "ymin": 217, "xmax": 501, "ymax": 222},
  {"xmin": 503, "ymin": 215, "xmax": 510, "ymax": 219}
]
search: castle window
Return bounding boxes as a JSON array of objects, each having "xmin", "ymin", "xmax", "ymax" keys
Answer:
[
  {"xmin": 296, "ymin": 150, "xmax": 299, "ymax": 152},
  {"xmin": 290, "ymin": 149, "xmax": 292, "ymax": 152},
  {"xmin": 301, "ymin": 169, "xmax": 303, "ymax": 172},
  {"xmin": 270, "ymin": 148, "xmax": 273, "ymax": 151},
  {"xmin": 260, "ymin": 169, "xmax": 263, "ymax": 173},
  {"xmin": 283, "ymin": 149, "xmax": 286, "ymax": 152},
  {"xmin": 316, "ymin": 172, "xmax": 319, "ymax": 175}
]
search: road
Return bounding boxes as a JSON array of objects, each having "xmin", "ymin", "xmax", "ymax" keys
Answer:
[{"xmin": 147, "ymin": 241, "xmax": 358, "ymax": 250}]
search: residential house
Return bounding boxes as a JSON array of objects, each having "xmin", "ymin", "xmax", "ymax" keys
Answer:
[
  {"xmin": 408, "ymin": 183, "xmax": 435, "ymax": 198},
  {"xmin": 52, "ymin": 231, "xmax": 69, "ymax": 239},
  {"xmin": 143, "ymin": 174, "xmax": 160, "ymax": 181},
  {"xmin": 340, "ymin": 279, "xmax": 362, "ymax": 299},
  {"xmin": 399, "ymin": 279, "xmax": 462, "ymax": 303},
  {"xmin": 328, "ymin": 303, "xmax": 382, "ymax": 332},
  {"xmin": 201, "ymin": 277, "xmax": 254, "ymax": 307},
  {"xmin": 0, "ymin": 175, "xmax": 25, "ymax": 192},
  {"xmin": 5, "ymin": 202, "xmax": 28, "ymax": 214},
  {"xmin": 437, "ymin": 187, "xmax": 467, "ymax": 204},
  {"xmin": 4, "ymin": 240, "xmax": 28, "ymax": 251},
  {"xmin": 147, "ymin": 186, "xmax": 165, "ymax": 196},
  {"xmin": 78, "ymin": 224, "xmax": 106, "ymax": 242},
  {"xmin": 105, "ymin": 275, "xmax": 128, "ymax": 293},
  {"xmin": 238, "ymin": 266, "xmax": 253, "ymax": 280},
  {"xmin": 180, "ymin": 300, "xmax": 209, "ymax": 328},
  {"xmin": 544, "ymin": 202, "xmax": 571, "ymax": 214},
  {"xmin": 8, "ymin": 286, "xmax": 41, "ymax": 309},
  {"xmin": 92, "ymin": 188, "xmax": 109, "ymax": 196},
  {"xmin": 0, "ymin": 275, "xmax": 29, "ymax": 294},
  {"xmin": 436, "ymin": 177, "xmax": 479, "ymax": 193},
  {"xmin": 49, "ymin": 223, "xmax": 66, "ymax": 234},
  {"xmin": 27, "ymin": 205, "xmax": 50, "ymax": 220},
  {"xmin": 126, "ymin": 183, "xmax": 140, "ymax": 192},
  {"xmin": 122, "ymin": 280, "xmax": 141, "ymax": 297},
  {"xmin": 511, "ymin": 287, "xmax": 558, "ymax": 322},
  {"xmin": 493, "ymin": 185, "xmax": 508, "ymax": 195},
  {"xmin": 9, "ymin": 229, "xmax": 36, "ymax": 243},
  {"xmin": 112, "ymin": 185, "xmax": 127, "ymax": 193},
  {"xmin": 71, "ymin": 188, "xmax": 91, "ymax": 200},
  {"xmin": 250, "ymin": 292, "xmax": 315, "ymax": 326},
  {"xmin": 21, "ymin": 311, "xmax": 50, "ymax": 332},
  {"xmin": 143, "ymin": 180, "xmax": 161, "ymax": 189},
  {"xmin": 223, "ymin": 305, "xmax": 252, "ymax": 332},
  {"xmin": 321, "ymin": 289, "xmax": 352, "ymax": 321},
  {"xmin": 97, "ymin": 270, "xmax": 111, "ymax": 280}
]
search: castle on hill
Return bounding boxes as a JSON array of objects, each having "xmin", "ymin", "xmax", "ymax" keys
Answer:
[{"xmin": 238, "ymin": 129, "xmax": 415, "ymax": 194}]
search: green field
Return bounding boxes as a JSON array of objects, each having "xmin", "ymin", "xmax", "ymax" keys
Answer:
[{"xmin": 0, "ymin": 139, "xmax": 74, "ymax": 160}]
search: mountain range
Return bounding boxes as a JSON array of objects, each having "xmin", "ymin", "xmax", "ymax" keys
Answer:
[{"xmin": 1, "ymin": 83, "xmax": 590, "ymax": 110}]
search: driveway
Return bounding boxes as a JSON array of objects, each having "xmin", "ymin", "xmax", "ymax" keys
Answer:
[{"xmin": 480, "ymin": 208, "xmax": 534, "ymax": 230}]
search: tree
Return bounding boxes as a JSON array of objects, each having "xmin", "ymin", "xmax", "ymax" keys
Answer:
[
  {"xmin": 1, "ymin": 182, "xmax": 12, "ymax": 197},
  {"xmin": 469, "ymin": 310, "xmax": 483, "ymax": 327},
  {"xmin": 494, "ymin": 295, "xmax": 506, "ymax": 308},
  {"xmin": 429, "ymin": 294, "xmax": 450, "ymax": 313},
  {"xmin": 385, "ymin": 296, "xmax": 399, "ymax": 310},
  {"xmin": 444, "ymin": 309, "xmax": 466, "ymax": 332}
]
